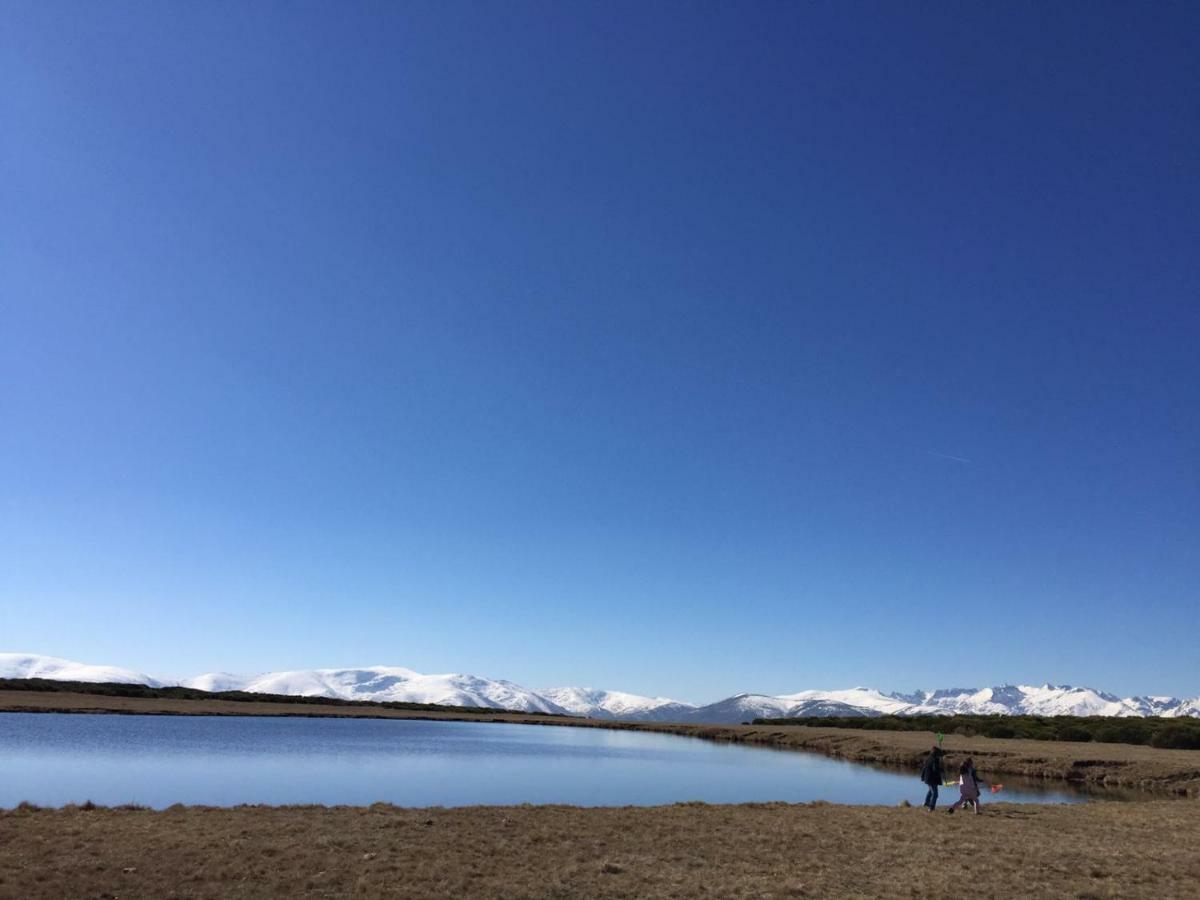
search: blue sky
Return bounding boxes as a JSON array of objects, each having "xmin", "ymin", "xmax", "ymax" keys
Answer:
[{"xmin": 2, "ymin": 2, "xmax": 1197, "ymax": 702}]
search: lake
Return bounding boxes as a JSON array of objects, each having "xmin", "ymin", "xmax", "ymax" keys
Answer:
[{"xmin": 0, "ymin": 713, "xmax": 1098, "ymax": 808}]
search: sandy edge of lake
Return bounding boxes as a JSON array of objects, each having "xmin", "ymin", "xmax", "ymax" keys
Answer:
[{"xmin": 3, "ymin": 689, "xmax": 1198, "ymax": 797}]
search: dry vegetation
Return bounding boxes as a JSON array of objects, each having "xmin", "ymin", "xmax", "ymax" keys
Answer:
[
  {"xmin": 632, "ymin": 722, "xmax": 1200, "ymax": 797},
  {"xmin": 5, "ymin": 690, "xmax": 1198, "ymax": 796},
  {"xmin": 3, "ymin": 800, "xmax": 1199, "ymax": 899}
]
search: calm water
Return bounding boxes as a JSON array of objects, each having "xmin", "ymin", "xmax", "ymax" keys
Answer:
[{"xmin": 0, "ymin": 713, "xmax": 1096, "ymax": 808}]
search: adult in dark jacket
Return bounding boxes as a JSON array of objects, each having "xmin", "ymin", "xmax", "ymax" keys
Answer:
[{"xmin": 919, "ymin": 746, "xmax": 945, "ymax": 811}]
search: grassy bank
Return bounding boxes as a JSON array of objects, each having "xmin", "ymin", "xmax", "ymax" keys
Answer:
[
  {"xmin": 3, "ymin": 801, "xmax": 1198, "ymax": 898},
  {"xmin": 756, "ymin": 712, "xmax": 1200, "ymax": 749},
  {"xmin": 4, "ymin": 689, "xmax": 1199, "ymax": 796},
  {"xmin": 626, "ymin": 722, "xmax": 1200, "ymax": 797}
]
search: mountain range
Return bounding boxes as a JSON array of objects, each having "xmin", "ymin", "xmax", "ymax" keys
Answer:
[{"xmin": 3, "ymin": 652, "xmax": 1198, "ymax": 722}]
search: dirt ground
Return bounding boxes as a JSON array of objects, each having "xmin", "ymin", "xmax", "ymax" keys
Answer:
[
  {"xmin": 4, "ymin": 691, "xmax": 1198, "ymax": 795},
  {"xmin": 2, "ymin": 800, "xmax": 1198, "ymax": 899}
]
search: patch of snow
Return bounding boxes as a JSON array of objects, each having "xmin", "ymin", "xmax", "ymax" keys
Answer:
[
  {"xmin": 0, "ymin": 653, "xmax": 162, "ymax": 687},
  {"xmin": 539, "ymin": 687, "xmax": 695, "ymax": 720}
]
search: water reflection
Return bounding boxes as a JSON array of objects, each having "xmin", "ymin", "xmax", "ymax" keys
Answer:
[{"xmin": 0, "ymin": 713, "xmax": 1117, "ymax": 809}]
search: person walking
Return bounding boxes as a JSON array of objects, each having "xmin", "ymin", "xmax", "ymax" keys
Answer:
[
  {"xmin": 919, "ymin": 746, "xmax": 944, "ymax": 812},
  {"xmin": 947, "ymin": 757, "xmax": 984, "ymax": 814}
]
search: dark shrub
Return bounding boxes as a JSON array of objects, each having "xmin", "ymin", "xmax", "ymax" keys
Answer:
[
  {"xmin": 982, "ymin": 722, "xmax": 1016, "ymax": 739},
  {"xmin": 1149, "ymin": 725, "xmax": 1200, "ymax": 750},
  {"xmin": 736, "ymin": 712, "xmax": 1196, "ymax": 749},
  {"xmin": 1023, "ymin": 728, "xmax": 1057, "ymax": 742},
  {"xmin": 1056, "ymin": 725, "xmax": 1093, "ymax": 742},
  {"xmin": 1094, "ymin": 723, "xmax": 1151, "ymax": 745}
]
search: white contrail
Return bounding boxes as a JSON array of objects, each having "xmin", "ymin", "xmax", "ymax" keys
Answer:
[{"xmin": 924, "ymin": 450, "xmax": 971, "ymax": 464}]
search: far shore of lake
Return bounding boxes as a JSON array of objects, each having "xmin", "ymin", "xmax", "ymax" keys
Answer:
[{"xmin": 3, "ymin": 689, "xmax": 1198, "ymax": 797}]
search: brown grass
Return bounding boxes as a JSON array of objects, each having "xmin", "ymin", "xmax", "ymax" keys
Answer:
[
  {"xmin": 4, "ymin": 690, "xmax": 1198, "ymax": 796},
  {"xmin": 2, "ymin": 800, "xmax": 1198, "ymax": 899},
  {"xmin": 636, "ymin": 722, "xmax": 1200, "ymax": 797}
]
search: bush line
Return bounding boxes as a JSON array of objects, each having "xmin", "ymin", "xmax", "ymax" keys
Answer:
[{"xmin": 752, "ymin": 714, "xmax": 1200, "ymax": 749}]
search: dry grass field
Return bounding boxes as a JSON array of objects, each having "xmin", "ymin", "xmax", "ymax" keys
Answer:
[
  {"xmin": 3, "ymin": 800, "xmax": 1199, "ymax": 899},
  {"xmin": 643, "ymin": 721, "xmax": 1200, "ymax": 797},
  {"xmin": 4, "ymin": 690, "xmax": 1198, "ymax": 795}
]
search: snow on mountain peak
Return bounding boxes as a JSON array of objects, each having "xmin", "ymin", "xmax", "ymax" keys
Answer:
[
  {"xmin": 539, "ymin": 687, "xmax": 697, "ymax": 720},
  {"xmin": 0, "ymin": 652, "xmax": 161, "ymax": 687},
  {"xmin": 179, "ymin": 666, "xmax": 571, "ymax": 714},
  {"xmin": 3, "ymin": 653, "xmax": 1197, "ymax": 724}
]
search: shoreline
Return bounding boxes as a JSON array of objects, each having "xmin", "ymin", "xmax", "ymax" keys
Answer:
[{"xmin": 3, "ymin": 689, "xmax": 1198, "ymax": 797}]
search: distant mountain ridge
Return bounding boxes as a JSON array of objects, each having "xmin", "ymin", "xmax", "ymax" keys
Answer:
[
  {"xmin": 0, "ymin": 653, "xmax": 164, "ymax": 688},
  {"xmin": 184, "ymin": 666, "xmax": 570, "ymax": 715},
  {"xmin": 538, "ymin": 687, "xmax": 696, "ymax": 722},
  {"xmin": 3, "ymin": 652, "xmax": 1197, "ymax": 722}
]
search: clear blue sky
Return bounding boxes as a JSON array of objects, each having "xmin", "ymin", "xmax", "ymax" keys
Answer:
[{"xmin": 3, "ymin": 2, "xmax": 1197, "ymax": 702}]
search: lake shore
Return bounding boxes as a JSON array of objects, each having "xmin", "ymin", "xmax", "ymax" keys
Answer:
[
  {"xmin": 4, "ymin": 689, "xmax": 1198, "ymax": 796},
  {"xmin": 3, "ymin": 800, "xmax": 1198, "ymax": 898}
]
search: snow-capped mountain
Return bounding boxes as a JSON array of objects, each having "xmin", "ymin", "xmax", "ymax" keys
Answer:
[
  {"xmin": 891, "ymin": 685, "xmax": 1195, "ymax": 719},
  {"xmin": 4, "ymin": 653, "xmax": 1198, "ymax": 722},
  {"xmin": 675, "ymin": 689, "xmax": 909, "ymax": 724},
  {"xmin": 0, "ymin": 654, "xmax": 566, "ymax": 714},
  {"xmin": 671, "ymin": 685, "xmax": 1200, "ymax": 723},
  {"xmin": 539, "ymin": 687, "xmax": 696, "ymax": 721},
  {"xmin": 778, "ymin": 687, "xmax": 914, "ymax": 716},
  {"xmin": 180, "ymin": 667, "xmax": 570, "ymax": 715},
  {"xmin": 0, "ymin": 653, "xmax": 161, "ymax": 687},
  {"xmin": 1173, "ymin": 698, "xmax": 1200, "ymax": 718},
  {"xmin": 783, "ymin": 698, "xmax": 880, "ymax": 718},
  {"xmin": 680, "ymin": 693, "xmax": 798, "ymax": 723}
]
